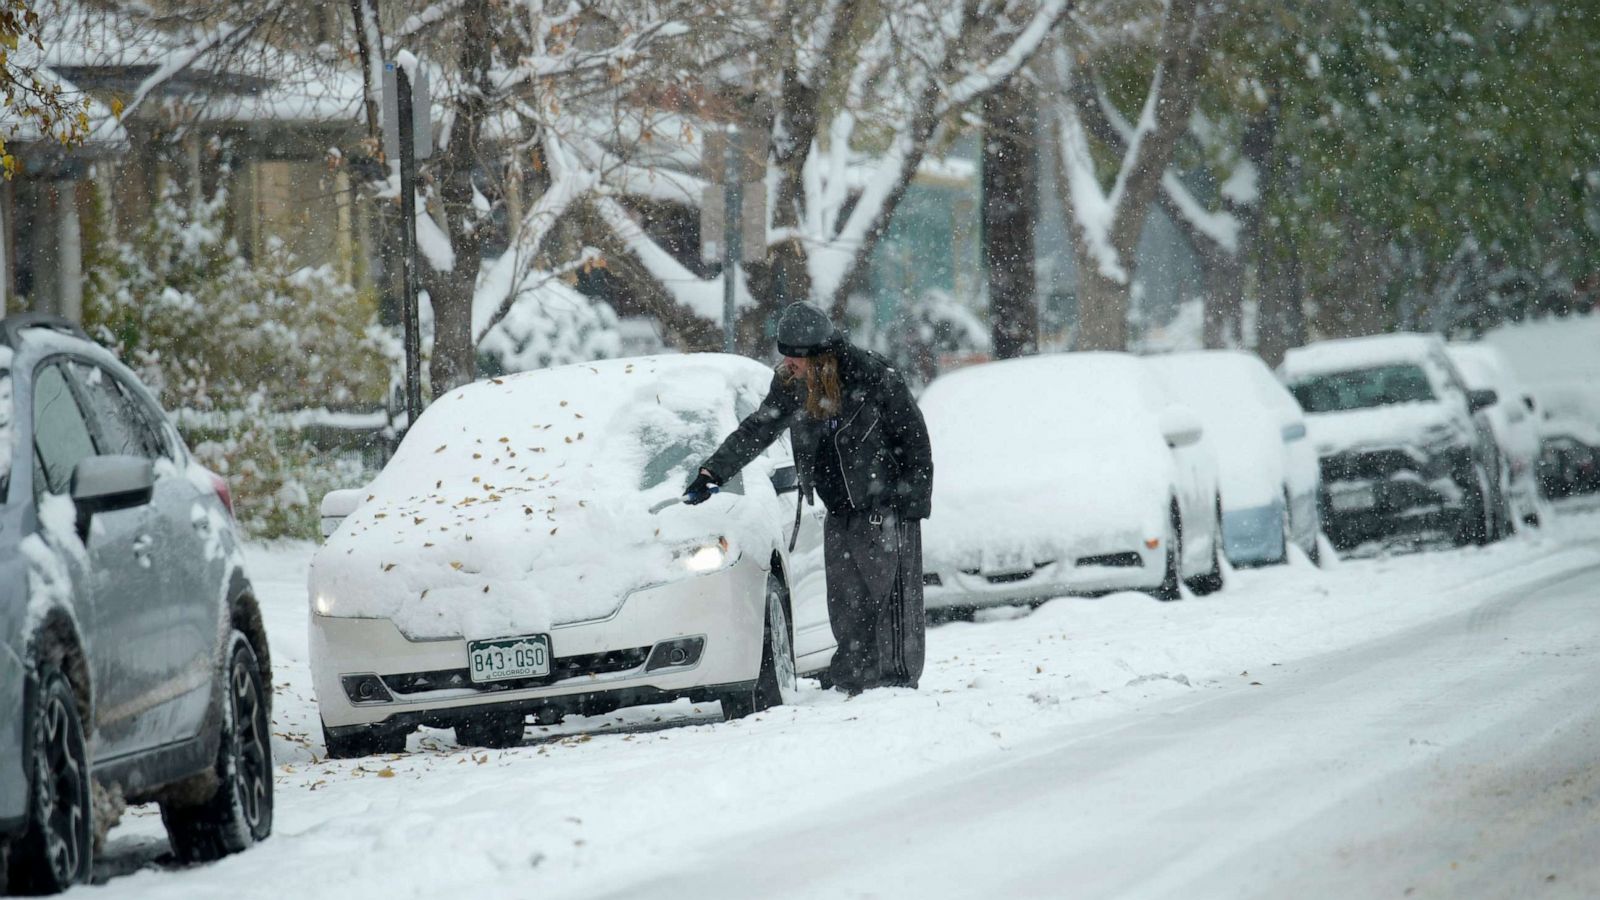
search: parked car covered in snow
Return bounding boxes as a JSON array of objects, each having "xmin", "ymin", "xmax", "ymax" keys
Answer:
[
  {"xmin": 1282, "ymin": 333, "xmax": 1505, "ymax": 549},
  {"xmin": 1445, "ymin": 342, "xmax": 1544, "ymax": 528},
  {"xmin": 1537, "ymin": 417, "xmax": 1600, "ymax": 499},
  {"xmin": 1145, "ymin": 351, "xmax": 1322, "ymax": 566},
  {"xmin": 918, "ymin": 353, "xmax": 1223, "ymax": 609},
  {"xmin": 0, "ymin": 315, "xmax": 271, "ymax": 894},
  {"xmin": 310, "ymin": 355, "xmax": 834, "ymax": 757}
]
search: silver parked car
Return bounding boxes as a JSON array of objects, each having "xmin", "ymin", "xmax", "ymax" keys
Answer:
[{"xmin": 0, "ymin": 316, "xmax": 272, "ymax": 894}]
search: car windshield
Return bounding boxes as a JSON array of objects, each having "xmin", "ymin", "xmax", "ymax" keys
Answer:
[
  {"xmin": 1290, "ymin": 364, "xmax": 1436, "ymax": 413},
  {"xmin": 635, "ymin": 408, "xmax": 723, "ymax": 491}
]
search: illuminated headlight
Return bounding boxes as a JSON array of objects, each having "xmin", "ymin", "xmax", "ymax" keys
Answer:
[
  {"xmin": 676, "ymin": 537, "xmax": 735, "ymax": 574},
  {"xmin": 313, "ymin": 594, "xmax": 335, "ymax": 616}
]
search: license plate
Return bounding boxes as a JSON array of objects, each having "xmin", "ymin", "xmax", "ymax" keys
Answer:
[
  {"xmin": 467, "ymin": 635, "xmax": 551, "ymax": 684},
  {"xmin": 1331, "ymin": 486, "xmax": 1377, "ymax": 512},
  {"xmin": 981, "ymin": 547, "xmax": 1030, "ymax": 574}
]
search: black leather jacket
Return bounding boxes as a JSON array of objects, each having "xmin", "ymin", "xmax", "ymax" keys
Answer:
[{"xmin": 703, "ymin": 345, "xmax": 934, "ymax": 519}]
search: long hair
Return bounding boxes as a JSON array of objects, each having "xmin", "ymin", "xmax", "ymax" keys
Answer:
[{"xmin": 782, "ymin": 352, "xmax": 843, "ymax": 420}]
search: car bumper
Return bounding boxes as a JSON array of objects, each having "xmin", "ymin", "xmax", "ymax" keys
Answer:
[
  {"xmin": 1322, "ymin": 473, "xmax": 1464, "ymax": 544},
  {"xmin": 311, "ymin": 554, "xmax": 768, "ymax": 729},
  {"xmin": 1222, "ymin": 504, "xmax": 1285, "ymax": 567},
  {"xmin": 923, "ymin": 546, "xmax": 1164, "ymax": 608}
]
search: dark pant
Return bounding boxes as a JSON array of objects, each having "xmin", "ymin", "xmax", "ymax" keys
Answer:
[{"xmin": 823, "ymin": 510, "xmax": 925, "ymax": 691}]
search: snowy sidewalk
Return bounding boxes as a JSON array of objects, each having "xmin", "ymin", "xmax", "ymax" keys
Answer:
[{"xmin": 88, "ymin": 511, "xmax": 1600, "ymax": 898}]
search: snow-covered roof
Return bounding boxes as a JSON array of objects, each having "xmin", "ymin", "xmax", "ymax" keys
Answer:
[
  {"xmin": 0, "ymin": 46, "xmax": 128, "ymax": 150},
  {"xmin": 1282, "ymin": 333, "xmax": 1446, "ymax": 380}
]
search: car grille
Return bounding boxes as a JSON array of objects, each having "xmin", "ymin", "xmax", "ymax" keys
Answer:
[
  {"xmin": 1321, "ymin": 449, "xmax": 1417, "ymax": 482},
  {"xmin": 1075, "ymin": 552, "xmax": 1143, "ymax": 568},
  {"xmin": 383, "ymin": 646, "xmax": 651, "ymax": 695}
]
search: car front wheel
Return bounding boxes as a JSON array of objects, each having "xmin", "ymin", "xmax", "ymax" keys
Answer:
[
  {"xmin": 7, "ymin": 664, "xmax": 92, "ymax": 894},
  {"xmin": 721, "ymin": 573, "xmax": 797, "ymax": 719},
  {"xmin": 1185, "ymin": 498, "xmax": 1225, "ymax": 596},
  {"xmin": 1154, "ymin": 502, "xmax": 1183, "ymax": 602},
  {"xmin": 160, "ymin": 632, "xmax": 274, "ymax": 863}
]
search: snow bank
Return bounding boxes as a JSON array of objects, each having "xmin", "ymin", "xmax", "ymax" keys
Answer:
[
  {"xmin": 920, "ymin": 354, "xmax": 1172, "ymax": 566},
  {"xmin": 310, "ymin": 355, "xmax": 781, "ymax": 639}
]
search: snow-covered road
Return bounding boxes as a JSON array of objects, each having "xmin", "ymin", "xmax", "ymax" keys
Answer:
[{"xmin": 84, "ymin": 510, "xmax": 1600, "ymax": 899}]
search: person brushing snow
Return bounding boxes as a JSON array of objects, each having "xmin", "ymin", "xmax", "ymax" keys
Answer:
[{"xmin": 685, "ymin": 302, "xmax": 933, "ymax": 694}]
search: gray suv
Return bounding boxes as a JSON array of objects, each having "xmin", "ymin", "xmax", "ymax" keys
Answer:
[{"xmin": 0, "ymin": 316, "xmax": 272, "ymax": 893}]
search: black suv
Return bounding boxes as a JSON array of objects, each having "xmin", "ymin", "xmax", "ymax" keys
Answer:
[{"xmin": 0, "ymin": 316, "xmax": 272, "ymax": 893}]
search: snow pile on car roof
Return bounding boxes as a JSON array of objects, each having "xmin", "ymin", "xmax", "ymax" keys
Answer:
[
  {"xmin": 1146, "ymin": 352, "xmax": 1286, "ymax": 509},
  {"xmin": 920, "ymin": 353, "xmax": 1172, "ymax": 566},
  {"xmin": 1281, "ymin": 333, "xmax": 1443, "ymax": 379},
  {"xmin": 311, "ymin": 354, "xmax": 777, "ymax": 640}
]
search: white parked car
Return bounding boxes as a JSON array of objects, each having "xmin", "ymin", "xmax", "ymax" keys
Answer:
[
  {"xmin": 309, "ymin": 355, "xmax": 834, "ymax": 757},
  {"xmin": 919, "ymin": 353, "xmax": 1223, "ymax": 609},
  {"xmin": 1446, "ymin": 342, "xmax": 1544, "ymax": 528},
  {"xmin": 1145, "ymin": 350, "xmax": 1322, "ymax": 566}
]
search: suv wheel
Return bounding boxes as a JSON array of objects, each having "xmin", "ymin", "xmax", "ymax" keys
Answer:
[
  {"xmin": 1455, "ymin": 463, "xmax": 1495, "ymax": 547},
  {"xmin": 8, "ymin": 665, "xmax": 93, "ymax": 893},
  {"xmin": 160, "ymin": 633, "xmax": 274, "ymax": 863}
]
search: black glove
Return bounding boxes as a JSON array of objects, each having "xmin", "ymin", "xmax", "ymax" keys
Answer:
[{"xmin": 683, "ymin": 469, "xmax": 719, "ymax": 505}]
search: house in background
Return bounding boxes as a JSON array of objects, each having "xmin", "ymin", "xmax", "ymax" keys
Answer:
[{"xmin": 3, "ymin": 0, "xmax": 378, "ymax": 320}]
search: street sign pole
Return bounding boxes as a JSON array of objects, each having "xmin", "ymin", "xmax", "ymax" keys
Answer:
[
  {"xmin": 390, "ymin": 64, "xmax": 424, "ymax": 428},
  {"xmin": 721, "ymin": 127, "xmax": 741, "ymax": 354}
]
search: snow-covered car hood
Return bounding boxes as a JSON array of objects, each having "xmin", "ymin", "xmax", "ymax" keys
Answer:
[
  {"xmin": 920, "ymin": 354, "xmax": 1173, "ymax": 568},
  {"xmin": 309, "ymin": 355, "xmax": 782, "ymax": 640},
  {"xmin": 1305, "ymin": 402, "xmax": 1465, "ymax": 458}
]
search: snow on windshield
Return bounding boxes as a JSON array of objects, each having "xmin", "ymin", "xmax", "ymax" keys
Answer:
[{"xmin": 314, "ymin": 354, "xmax": 778, "ymax": 639}]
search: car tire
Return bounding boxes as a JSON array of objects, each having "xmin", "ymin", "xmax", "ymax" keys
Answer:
[
  {"xmin": 927, "ymin": 605, "xmax": 977, "ymax": 624},
  {"xmin": 160, "ymin": 633, "xmax": 274, "ymax": 864},
  {"xmin": 7, "ymin": 664, "xmax": 93, "ymax": 894},
  {"xmin": 1154, "ymin": 502, "xmax": 1183, "ymax": 602},
  {"xmin": 455, "ymin": 712, "xmax": 526, "ymax": 749},
  {"xmin": 321, "ymin": 723, "xmax": 407, "ymax": 760},
  {"xmin": 721, "ymin": 573, "xmax": 797, "ymax": 720},
  {"xmin": 1274, "ymin": 489, "xmax": 1294, "ymax": 565},
  {"xmin": 1185, "ymin": 498, "xmax": 1226, "ymax": 596},
  {"xmin": 1455, "ymin": 463, "xmax": 1495, "ymax": 546}
]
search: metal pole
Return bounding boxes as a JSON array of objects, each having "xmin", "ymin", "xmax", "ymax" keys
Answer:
[
  {"xmin": 722, "ymin": 126, "xmax": 741, "ymax": 354},
  {"xmin": 397, "ymin": 68, "xmax": 424, "ymax": 427}
]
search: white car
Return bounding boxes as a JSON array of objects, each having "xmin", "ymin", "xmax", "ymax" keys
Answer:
[
  {"xmin": 919, "ymin": 353, "xmax": 1223, "ymax": 608},
  {"xmin": 1446, "ymin": 342, "xmax": 1544, "ymax": 528},
  {"xmin": 309, "ymin": 355, "xmax": 834, "ymax": 757},
  {"xmin": 1145, "ymin": 350, "xmax": 1322, "ymax": 566}
]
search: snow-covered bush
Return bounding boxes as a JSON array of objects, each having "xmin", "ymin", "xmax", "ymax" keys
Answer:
[
  {"xmin": 84, "ymin": 184, "xmax": 396, "ymax": 538},
  {"xmin": 477, "ymin": 275, "xmax": 621, "ymax": 375},
  {"xmin": 876, "ymin": 289, "xmax": 992, "ymax": 387}
]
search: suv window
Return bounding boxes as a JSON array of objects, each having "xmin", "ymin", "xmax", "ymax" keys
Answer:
[
  {"xmin": 32, "ymin": 363, "xmax": 97, "ymax": 496},
  {"xmin": 67, "ymin": 360, "xmax": 166, "ymax": 460}
]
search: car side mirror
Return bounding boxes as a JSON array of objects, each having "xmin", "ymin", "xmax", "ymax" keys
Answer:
[
  {"xmin": 1281, "ymin": 421, "xmax": 1308, "ymax": 442},
  {"xmin": 319, "ymin": 487, "xmax": 368, "ymax": 541},
  {"xmin": 1467, "ymin": 389, "xmax": 1498, "ymax": 413},
  {"xmin": 1159, "ymin": 407, "xmax": 1204, "ymax": 449},
  {"xmin": 71, "ymin": 455, "xmax": 154, "ymax": 537},
  {"xmin": 770, "ymin": 464, "xmax": 799, "ymax": 495}
]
